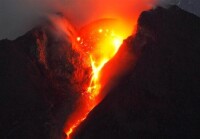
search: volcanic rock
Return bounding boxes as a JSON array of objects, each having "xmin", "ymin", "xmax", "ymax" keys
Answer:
[{"xmin": 0, "ymin": 21, "xmax": 87, "ymax": 139}]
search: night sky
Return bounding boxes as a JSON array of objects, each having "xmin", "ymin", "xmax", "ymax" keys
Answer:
[{"xmin": 179, "ymin": 0, "xmax": 200, "ymax": 16}]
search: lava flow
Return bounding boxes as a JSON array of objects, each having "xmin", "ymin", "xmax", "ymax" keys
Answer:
[{"xmin": 65, "ymin": 19, "xmax": 132, "ymax": 139}]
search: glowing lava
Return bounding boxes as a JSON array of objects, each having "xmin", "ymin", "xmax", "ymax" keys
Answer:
[{"xmin": 65, "ymin": 19, "xmax": 132, "ymax": 139}]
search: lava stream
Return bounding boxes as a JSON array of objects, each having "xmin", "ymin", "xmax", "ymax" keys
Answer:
[{"xmin": 65, "ymin": 19, "xmax": 132, "ymax": 139}]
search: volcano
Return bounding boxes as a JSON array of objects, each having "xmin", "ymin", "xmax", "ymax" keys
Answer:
[{"xmin": 0, "ymin": 6, "xmax": 200, "ymax": 139}]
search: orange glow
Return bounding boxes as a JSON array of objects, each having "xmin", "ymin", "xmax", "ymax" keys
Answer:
[
  {"xmin": 64, "ymin": 19, "xmax": 132, "ymax": 139},
  {"xmin": 76, "ymin": 37, "xmax": 81, "ymax": 42}
]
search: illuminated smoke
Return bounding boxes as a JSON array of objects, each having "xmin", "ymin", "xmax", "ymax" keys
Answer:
[{"xmin": 0, "ymin": 0, "xmax": 180, "ymax": 40}]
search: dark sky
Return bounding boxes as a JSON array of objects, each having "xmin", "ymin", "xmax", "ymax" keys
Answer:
[
  {"xmin": 179, "ymin": 0, "xmax": 200, "ymax": 16},
  {"xmin": 0, "ymin": 0, "xmax": 199, "ymax": 40}
]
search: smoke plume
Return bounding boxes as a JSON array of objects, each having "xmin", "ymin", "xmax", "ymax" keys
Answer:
[{"xmin": 0, "ymin": 0, "xmax": 182, "ymax": 40}]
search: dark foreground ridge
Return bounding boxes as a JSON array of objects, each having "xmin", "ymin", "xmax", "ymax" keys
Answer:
[
  {"xmin": 0, "ymin": 6, "xmax": 200, "ymax": 139},
  {"xmin": 73, "ymin": 6, "xmax": 200, "ymax": 139},
  {"xmin": 0, "ymin": 22, "xmax": 84, "ymax": 139}
]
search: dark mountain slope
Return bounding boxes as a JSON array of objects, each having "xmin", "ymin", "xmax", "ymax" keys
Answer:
[
  {"xmin": 0, "ymin": 30, "xmax": 52, "ymax": 139},
  {"xmin": 0, "ymin": 24, "xmax": 84, "ymax": 139}
]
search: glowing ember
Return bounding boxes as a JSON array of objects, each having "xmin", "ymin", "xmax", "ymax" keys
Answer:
[
  {"xmin": 65, "ymin": 19, "xmax": 132, "ymax": 139},
  {"xmin": 76, "ymin": 37, "xmax": 81, "ymax": 42}
]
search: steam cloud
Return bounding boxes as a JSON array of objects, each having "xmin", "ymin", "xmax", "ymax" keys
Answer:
[{"xmin": 0, "ymin": 0, "xmax": 183, "ymax": 40}]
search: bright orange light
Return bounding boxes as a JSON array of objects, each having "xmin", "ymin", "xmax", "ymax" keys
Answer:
[
  {"xmin": 98, "ymin": 28, "xmax": 103, "ymax": 33},
  {"xmin": 76, "ymin": 37, "xmax": 81, "ymax": 42},
  {"xmin": 113, "ymin": 37, "xmax": 123, "ymax": 49},
  {"xmin": 65, "ymin": 19, "xmax": 132, "ymax": 139}
]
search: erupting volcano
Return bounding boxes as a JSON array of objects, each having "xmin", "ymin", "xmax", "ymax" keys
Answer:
[
  {"xmin": 1, "ymin": 1, "xmax": 200, "ymax": 139},
  {"xmin": 65, "ymin": 19, "xmax": 132, "ymax": 139}
]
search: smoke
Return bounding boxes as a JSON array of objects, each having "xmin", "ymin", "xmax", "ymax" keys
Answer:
[
  {"xmin": 0, "ymin": 0, "xmax": 182, "ymax": 40},
  {"xmin": 158, "ymin": 0, "xmax": 180, "ymax": 7},
  {"xmin": 0, "ymin": 0, "xmax": 65, "ymax": 40}
]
